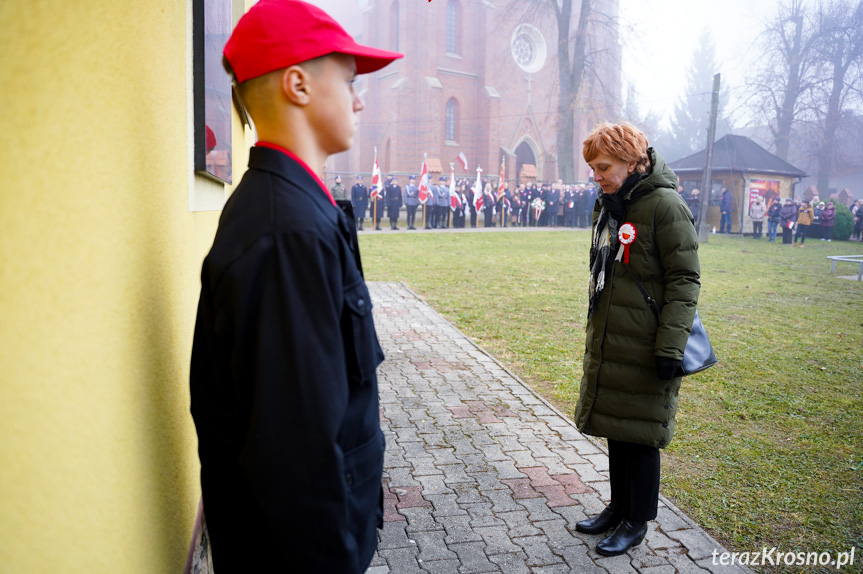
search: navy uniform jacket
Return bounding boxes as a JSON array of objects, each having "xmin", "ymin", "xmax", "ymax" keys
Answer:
[
  {"xmin": 191, "ymin": 146, "xmax": 386, "ymax": 574},
  {"xmin": 351, "ymin": 183, "xmax": 369, "ymax": 217}
]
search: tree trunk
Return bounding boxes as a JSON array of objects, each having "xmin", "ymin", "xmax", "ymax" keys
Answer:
[{"xmin": 551, "ymin": 0, "xmax": 590, "ymax": 183}]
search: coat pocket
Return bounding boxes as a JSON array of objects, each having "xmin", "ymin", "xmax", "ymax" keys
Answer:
[{"xmin": 343, "ymin": 280, "xmax": 383, "ymax": 386}]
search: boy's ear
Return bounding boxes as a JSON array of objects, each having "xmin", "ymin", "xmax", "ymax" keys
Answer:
[{"xmin": 280, "ymin": 66, "xmax": 311, "ymax": 106}]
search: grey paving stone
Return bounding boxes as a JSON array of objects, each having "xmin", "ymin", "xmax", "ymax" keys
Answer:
[
  {"xmin": 557, "ymin": 543, "xmax": 607, "ymax": 573},
  {"xmin": 378, "ymin": 521, "xmax": 417, "ymax": 550},
  {"xmin": 668, "ymin": 528, "xmax": 722, "ymax": 561},
  {"xmin": 512, "ymin": 535, "xmax": 564, "ymax": 567},
  {"xmin": 487, "ymin": 460, "xmax": 526, "ymax": 480},
  {"xmin": 416, "ymin": 474, "xmax": 455, "ymax": 495},
  {"xmin": 401, "ymin": 506, "xmax": 444, "ymax": 533},
  {"xmin": 473, "ymin": 525, "xmax": 523, "ymax": 556},
  {"xmin": 419, "ymin": 559, "xmax": 462, "ymax": 574},
  {"xmin": 425, "ymin": 493, "xmax": 468, "ymax": 518},
  {"xmin": 364, "ymin": 565, "xmax": 389, "ymax": 574},
  {"xmin": 413, "ymin": 530, "xmax": 458, "ymax": 563},
  {"xmin": 447, "ymin": 541, "xmax": 499, "ymax": 574},
  {"xmin": 487, "ymin": 552, "xmax": 530, "ymax": 574},
  {"xmin": 519, "ymin": 497, "xmax": 564, "ymax": 523},
  {"xmin": 379, "ymin": 546, "xmax": 424, "ymax": 574},
  {"xmin": 439, "ymin": 512, "xmax": 483, "ymax": 545},
  {"xmin": 656, "ymin": 506, "xmax": 690, "ymax": 532},
  {"xmin": 534, "ymin": 518, "xmax": 581, "ymax": 550},
  {"xmin": 595, "ymin": 553, "xmax": 640, "ymax": 573}
]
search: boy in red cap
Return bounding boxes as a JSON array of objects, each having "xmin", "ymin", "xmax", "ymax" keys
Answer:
[{"xmin": 189, "ymin": 1, "xmax": 402, "ymax": 572}]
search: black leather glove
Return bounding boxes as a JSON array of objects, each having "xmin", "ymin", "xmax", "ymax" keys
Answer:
[{"xmin": 655, "ymin": 356, "xmax": 682, "ymax": 381}]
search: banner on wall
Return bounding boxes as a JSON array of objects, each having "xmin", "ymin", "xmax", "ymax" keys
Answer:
[{"xmin": 748, "ymin": 179, "xmax": 781, "ymax": 214}]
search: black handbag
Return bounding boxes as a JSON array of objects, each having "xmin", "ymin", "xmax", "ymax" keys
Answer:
[{"xmin": 625, "ymin": 264, "xmax": 717, "ymax": 376}]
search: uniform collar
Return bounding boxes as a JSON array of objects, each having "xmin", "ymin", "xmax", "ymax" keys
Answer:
[{"xmin": 255, "ymin": 142, "xmax": 336, "ymax": 206}]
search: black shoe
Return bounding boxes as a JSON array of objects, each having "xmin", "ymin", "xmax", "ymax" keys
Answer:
[
  {"xmin": 575, "ymin": 506, "xmax": 621, "ymax": 535},
  {"xmin": 596, "ymin": 520, "xmax": 647, "ymax": 556},
  {"xmin": 393, "ymin": 226, "xmax": 399, "ymax": 230},
  {"xmin": 375, "ymin": 226, "xmax": 382, "ymax": 231}
]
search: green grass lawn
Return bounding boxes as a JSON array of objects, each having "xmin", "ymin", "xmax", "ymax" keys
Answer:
[{"xmin": 360, "ymin": 229, "xmax": 863, "ymax": 570}]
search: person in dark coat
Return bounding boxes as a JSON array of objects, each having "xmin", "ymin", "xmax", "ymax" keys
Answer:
[
  {"xmin": 351, "ymin": 174, "xmax": 368, "ymax": 230},
  {"xmin": 385, "ymin": 176, "xmax": 402, "ymax": 230},
  {"xmin": 719, "ymin": 188, "xmax": 732, "ymax": 233},
  {"xmin": 563, "ymin": 186, "xmax": 576, "ymax": 227},
  {"xmin": 547, "ymin": 181, "xmax": 562, "ymax": 227},
  {"xmin": 779, "ymin": 198, "xmax": 797, "ymax": 244},
  {"xmin": 467, "ymin": 183, "xmax": 477, "ymax": 228},
  {"xmin": 192, "ymin": 3, "xmax": 401, "ymax": 572},
  {"xmin": 482, "ymin": 183, "xmax": 496, "ymax": 227},
  {"xmin": 372, "ymin": 181, "xmax": 385, "ymax": 230},
  {"xmin": 404, "ymin": 175, "xmax": 419, "ymax": 229},
  {"xmin": 574, "ymin": 122, "xmax": 700, "ymax": 557},
  {"xmin": 767, "ymin": 198, "xmax": 782, "ymax": 241}
]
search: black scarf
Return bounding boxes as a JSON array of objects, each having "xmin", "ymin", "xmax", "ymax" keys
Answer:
[{"xmin": 587, "ymin": 172, "xmax": 643, "ymax": 317}]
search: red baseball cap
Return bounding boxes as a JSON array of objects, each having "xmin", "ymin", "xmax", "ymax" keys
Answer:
[{"xmin": 224, "ymin": 0, "xmax": 404, "ymax": 83}]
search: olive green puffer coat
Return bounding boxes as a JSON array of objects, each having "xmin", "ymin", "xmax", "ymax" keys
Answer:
[{"xmin": 574, "ymin": 149, "xmax": 700, "ymax": 448}]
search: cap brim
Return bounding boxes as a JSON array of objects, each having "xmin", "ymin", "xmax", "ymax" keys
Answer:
[{"xmin": 335, "ymin": 39, "xmax": 403, "ymax": 74}]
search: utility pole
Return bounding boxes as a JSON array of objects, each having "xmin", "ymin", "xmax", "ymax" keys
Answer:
[{"xmin": 698, "ymin": 73, "xmax": 721, "ymax": 243}]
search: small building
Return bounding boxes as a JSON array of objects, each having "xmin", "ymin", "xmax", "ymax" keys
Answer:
[{"xmin": 668, "ymin": 135, "xmax": 808, "ymax": 234}]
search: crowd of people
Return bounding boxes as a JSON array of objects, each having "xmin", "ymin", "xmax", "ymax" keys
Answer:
[
  {"xmin": 329, "ymin": 173, "xmax": 601, "ymax": 231},
  {"xmin": 754, "ymin": 195, "xmax": 838, "ymax": 245}
]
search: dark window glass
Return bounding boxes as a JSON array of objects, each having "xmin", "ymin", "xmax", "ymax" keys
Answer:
[
  {"xmin": 391, "ymin": 1, "xmax": 399, "ymax": 52},
  {"xmin": 194, "ymin": 0, "xmax": 232, "ymax": 184},
  {"xmin": 446, "ymin": 0, "xmax": 458, "ymax": 54},
  {"xmin": 446, "ymin": 99, "xmax": 457, "ymax": 141}
]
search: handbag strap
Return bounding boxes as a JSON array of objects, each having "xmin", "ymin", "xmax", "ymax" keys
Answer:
[{"xmin": 624, "ymin": 263, "xmax": 661, "ymax": 319}]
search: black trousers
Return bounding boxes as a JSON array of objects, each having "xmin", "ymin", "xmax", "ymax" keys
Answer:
[{"xmin": 607, "ymin": 439, "xmax": 660, "ymax": 522}]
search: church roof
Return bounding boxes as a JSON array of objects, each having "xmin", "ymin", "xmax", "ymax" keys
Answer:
[{"xmin": 667, "ymin": 134, "xmax": 807, "ymax": 178}]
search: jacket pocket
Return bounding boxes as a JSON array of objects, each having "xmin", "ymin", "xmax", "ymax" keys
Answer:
[
  {"xmin": 344, "ymin": 431, "xmax": 386, "ymax": 543},
  {"xmin": 343, "ymin": 280, "xmax": 383, "ymax": 386}
]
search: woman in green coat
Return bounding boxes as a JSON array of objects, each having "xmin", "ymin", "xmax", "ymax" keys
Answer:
[{"xmin": 573, "ymin": 123, "xmax": 700, "ymax": 556}]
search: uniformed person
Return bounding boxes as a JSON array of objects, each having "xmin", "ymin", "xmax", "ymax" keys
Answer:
[
  {"xmin": 192, "ymin": 1, "xmax": 402, "ymax": 571},
  {"xmin": 351, "ymin": 174, "xmax": 369, "ymax": 230},
  {"xmin": 329, "ymin": 174, "xmax": 347, "ymax": 201},
  {"xmin": 403, "ymin": 174, "xmax": 419, "ymax": 229},
  {"xmin": 435, "ymin": 176, "xmax": 450, "ymax": 228},
  {"xmin": 385, "ymin": 175, "xmax": 403, "ymax": 230}
]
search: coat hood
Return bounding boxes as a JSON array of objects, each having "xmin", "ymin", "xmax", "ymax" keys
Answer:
[{"xmin": 622, "ymin": 148, "xmax": 678, "ymax": 202}]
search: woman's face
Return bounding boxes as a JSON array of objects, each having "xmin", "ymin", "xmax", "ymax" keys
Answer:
[{"xmin": 588, "ymin": 153, "xmax": 636, "ymax": 195}]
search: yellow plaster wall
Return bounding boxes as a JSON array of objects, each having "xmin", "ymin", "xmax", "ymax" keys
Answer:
[{"xmin": 0, "ymin": 1, "xmax": 248, "ymax": 571}]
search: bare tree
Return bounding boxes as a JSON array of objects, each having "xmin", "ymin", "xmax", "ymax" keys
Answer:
[
  {"xmin": 811, "ymin": 0, "xmax": 863, "ymax": 192},
  {"xmin": 549, "ymin": 0, "xmax": 592, "ymax": 182},
  {"xmin": 746, "ymin": 0, "xmax": 820, "ymax": 161}
]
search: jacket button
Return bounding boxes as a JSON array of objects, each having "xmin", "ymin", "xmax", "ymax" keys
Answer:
[
  {"xmin": 665, "ymin": 387, "xmax": 670, "ymax": 393},
  {"xmin": 357, "ymin": 298, "xmax": 365, "ymax": 310},
  {"xmin": 664, "ymin": 404, "xmax": 670, "ymax": 410},
  {"xmin": 345, "ymin": 473, "xmax": 354, "ymax": 486},
  {"xmin": 662, "ymin": 422, "xmax": 668, "ymax": 428}
]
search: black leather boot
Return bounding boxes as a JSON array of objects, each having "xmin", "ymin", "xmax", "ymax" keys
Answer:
[
  {"xmin": 575, "ymin": 506, "xmax": 621, "ymax": 535},
  {"xmin": 596, "ymin": 520, "xmax": 648, "ymax": 556}
]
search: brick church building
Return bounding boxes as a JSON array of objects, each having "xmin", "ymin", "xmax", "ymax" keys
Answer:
[{"xmin": 320, "ymin": 0, "xmax": 621, "ymax": 185}]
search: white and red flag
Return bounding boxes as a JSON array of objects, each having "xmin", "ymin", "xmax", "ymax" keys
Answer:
[
  {"xmin": 497, "ymin": 157, "xmax": 506, "ymax": 201},
  {"xmin": 418, "ymin": 159, "xmax": 430, "ymax": 204},
  {"xmin": 473, "ymin": 166, "xmax": 484, "ymax": 212},
  {"xmin": 457, "ymin": 152, "xmax": 468, "ymax": 171},
  {"xmin": 449, "ymin": 167, "xmax": 461, "ymax": 210},
  {"xmin": 370, "ymin": 147, "xmax": 382, "ymax": 200}
]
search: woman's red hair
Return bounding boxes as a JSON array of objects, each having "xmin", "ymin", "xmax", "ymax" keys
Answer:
[{"xmin": 583, "ymin": 122, "xmax": 650, "ymax": 173}]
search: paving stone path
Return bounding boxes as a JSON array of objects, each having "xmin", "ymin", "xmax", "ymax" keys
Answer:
[{"xmin": 366, "ymin": 282, "xmax": 750, "ymax": 574}]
